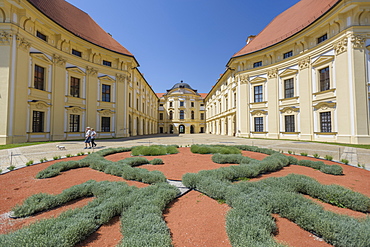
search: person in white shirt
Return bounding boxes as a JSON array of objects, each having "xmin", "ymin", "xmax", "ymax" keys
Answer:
[
  {"xmin": 84, "ymin": 127, "xmax": 92, "ymax": 149},
  {"xmin": 90, "ymin": 128, "xmax": 97, "ymax": 147}
]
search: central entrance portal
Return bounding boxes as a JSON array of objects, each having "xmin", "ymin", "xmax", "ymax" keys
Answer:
[{"xmin": 179, "ymin": 124, "xmax": 185, "ymax": 134}]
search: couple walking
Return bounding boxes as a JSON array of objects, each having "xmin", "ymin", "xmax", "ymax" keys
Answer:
[{"xmin": 84, "ymin": 127, "xmax": 97, "ymax": 149}]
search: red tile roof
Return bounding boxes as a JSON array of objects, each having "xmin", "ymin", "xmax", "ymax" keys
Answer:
[
  {"xmin": 27, "ymin": 0, "xmax": 133, "ymax": 56},
  {"xmin": 233, "ymin": 0, "xmax": 340, "ymax": 57},
  {"xmin": 156, "ymin": 93, "xmax": 165, "ymax": 98},
  {"xmin": 199, "ymin": 93, "xmax": 208, "ymax": 99}
]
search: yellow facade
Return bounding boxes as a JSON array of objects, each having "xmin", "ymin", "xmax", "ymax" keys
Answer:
[
  {"xmin": 0, "ymin": 0, "xmax": 158, "ymax": 144},
  {"xmin": 158, "ymin": 82, "xmax": 206, "ymax": 134},
  {"xmin": 206, "ymin": 0, "xmax": 370, "ymax": 144}
]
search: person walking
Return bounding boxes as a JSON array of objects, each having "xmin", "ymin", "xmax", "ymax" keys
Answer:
[
  {"xmin": 84, "ymin": 127, "xmax": 92, "ymax": 149},
  {"xmin": 90, "ymin": 128, "xmax": 97, "ymax": 147}
]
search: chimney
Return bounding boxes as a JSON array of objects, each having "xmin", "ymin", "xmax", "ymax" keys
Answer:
[{"xmin": 246, "ymin": 35, "xmax": 256, "ymax": 44}]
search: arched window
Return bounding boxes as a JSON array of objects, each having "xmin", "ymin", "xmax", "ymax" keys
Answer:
[
  {"xmin": 169, "ymin": 110, "xmax": 173, "ymax": 120},
  {"xmin": 180, "ymin": 110, "xmax": 184, "ymax": 120}
]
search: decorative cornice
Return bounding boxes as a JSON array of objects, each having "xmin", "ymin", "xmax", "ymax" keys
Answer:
[
  {"xmin": 17, "ymin": 36, "xmax": 31, "ymax": 51},
  {"xmin": 0, "ymin": 31, "xmax": 12, "ymax": 45},
  {"xmin": 98, "ymin": 109, "xmax": 114, "ymax": 115},
  {"xmin": 298, "ymin": 57, "xmax": 310, "ymax": 70},
  {"xmin": 334, "ymin": 37, "xmax": 348, "ymax": 55},
  {"xmin": 53, "ymin": 54, "xmax": 66, "ymax": 66},
  {"xmin": 351, "ymin": 34, "xmax": 366, "ymax": 49},
  {"xmin": 66, "ymin": 106, "xmax": 84, "ymax": 113},
  {"xmin": 267, "ymin": 68, "xmax": 278, "ymax": 79},
  {"xmin": 250, "ymin": 110, "xmax": 267, "ymax": 116},
  {"xmin": 86, "ymin": 66, "xmax": 98, "ymax": 76},
  {"xmin": 313, "ymin": 102, "xmax": 336, "ymax": 110},
  {"xmin": 28, "ymin": 100, "xmax": 50, "ymax": 109},
  {"xmin": 280, "ymin": 107, "xmax": 299, "ymax": 114}
]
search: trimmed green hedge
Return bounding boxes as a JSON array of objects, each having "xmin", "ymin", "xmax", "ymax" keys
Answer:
[
  {"xmin": 2, "ymin": 181, "xmax": 179, "ymax": 247},
  {"xmin": 131, "ymin": 145, "xmax": 178, "ymax": 156},
  {"xmin": 183, "ymin": 162, "xmax": 370, "ymax": 247},
  {"xmin": 36, "ymin": 147, "xmax": 166, "ymax": 184},
  {"xmin": 191, "ymin": 144, "xmax": 241, "ymax": 154}
]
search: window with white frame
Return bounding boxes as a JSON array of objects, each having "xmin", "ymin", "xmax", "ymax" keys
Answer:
[
  {"xmin": 69, "ymin": 114, "xmax": 80, "ymax": 132},
  {"xmin": 32, "ymin": 111, "xmax": 44, "ymax": 132},
  {"xmin": 284, "ymin": 78, "xmax": 294, "ymax": 98},
  {"xmin": 319, "ymin": 67, "xmax": 330, "ymax": 91},
  {"xmin": 254, "ymin": 85, "xmax": 263, "ymax": 102},
  {"xmin": 101, "ymin": 117, "xmax": 111, "ymax": 132},
  {"xmin": 285, "ymin": 115, "xmax": 295, "ymax": 132},
  {"xmin": 320, "ymin": 112, "xmax": 331, "ymax": 132},
  {"xmin": 254, "ymin": 117, "xmax": 263, "ymax": 132}
]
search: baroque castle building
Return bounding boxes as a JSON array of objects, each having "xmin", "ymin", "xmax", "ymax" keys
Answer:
[
  {"xmin": 206, "ymin": 0, "xmax": 370, "ymax": 144},
  {"xmin": 1, "ymin": 0, "xmax": 370, "ymax": 144}
]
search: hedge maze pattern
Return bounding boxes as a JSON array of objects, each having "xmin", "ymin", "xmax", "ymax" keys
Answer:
[{"xmin": 1, "ymin": 145, "xmax": 369, "ymax": 247}]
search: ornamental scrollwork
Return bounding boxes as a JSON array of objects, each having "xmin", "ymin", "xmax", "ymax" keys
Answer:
[
  {"xmin": 239, "ymin": 74, "xmax": 249, "ymax": 84},
  {"xmin": 86, "ymin": 66, "xmax": 98, "ymax": 76},
  {"xmin": 298, "ymin": 57, "xmax": 310, "ymax": 70},
  {"xmin": 17, "ymin": 36, "xmax": 31, "ymax": 50},
  {"xmin": 0, "ymin": 31, "xmax": 12, "ymax": 45},
  {"xmin": 267, "ymin": 68, "xmax": 278, "ymax": 79},
  {"xmin": 334, "ymin": 37, "xmax": 348, "ymax": 55},
  {"xmin": 116, "ymin": 73, "xmax": 126, "ymax": 83},
  {"xmin": 53, "ymin": 54, "xmax": 66, "ymax": 66},
  {"xmin": 351, "ymin": 34, "xmax": 366, "ymax": 49}
]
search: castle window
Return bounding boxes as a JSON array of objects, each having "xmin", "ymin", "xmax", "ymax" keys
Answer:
[
  {"xmin": 36, "ymin": 31, "xmax": 47, "ymax": 41},
  {"xmin": 32, "ymin": 111, "xmax": 44, "ymax": 132},
  {"xmin": 70, "ymin": 77, "xmax": 80, "ymax": 98},
  {"xmin": 72, "ymin": 49, "xmax": 82, "ymax": 57},
  {"xmin": 254, "ymin": 117, "xmax": 263, "ymax": 132},
  {"xmin": 101, "ymin": 117, "xmax": 111, "ymax": 132},
  {"xmin": 283, "ymin": 51, "xmax": 293, "ymax": 59},
  {"xmin": 319, "ymin": 67, "xmax": 330, "ymax": 91},
  {"xmin": 102, "ymin": 84, "xmax": 111, "ymax": 102},
  {"xmin": 253, "ymin": 61, "xmax": 262, "ymax": 68},
  {"xmin": 103, "ymin": 60, "xmax": 112, "ymax": 67},
  {"xmin": 284, "ymin": 78, "xmax": 294, "ymax": 98},
  {"xmin": 180, "ymin": 110, "xmax": 184, "ymax": 119},
  {"xmin": 285, "ymin": 115, "xmax": 295, "ymax": 132},
  {"xmin": 318, "ymin": 34, "xmax": 328, "ymax": 44},
  {"xmin": 34, "ymin": 65, "xmax": 45, "ymax": 90},
  {"xmin": 254, "ymin": 85, "xmax": 263, "ymax": 102},
  {"xmin": 320, "ymin": 112, "xmax": 331, "ymax": 132},
  {"xmin": 69, "ymin": 114, "xmax": 80, "ymax": 132}
]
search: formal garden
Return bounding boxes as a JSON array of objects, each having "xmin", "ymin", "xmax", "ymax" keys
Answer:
[{"xmin": 0, "ymin": 144, "xmax": 369, "ymax": 247}]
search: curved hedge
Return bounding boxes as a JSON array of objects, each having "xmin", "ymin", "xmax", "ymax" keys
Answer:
[
  {"xmin": 2, "ymin": 181, "xmax": 179, "ymax": 247},
  {"xmin": 182, "ymin": 158, "xmax": 370, "ymax": 247},
  {"xmin": 131, "ymin": 145, "xmax": 178, "ymax": 156},
  {"xmin": 36, "ymin": 147, "xmax": 166, "ymax": 184}
]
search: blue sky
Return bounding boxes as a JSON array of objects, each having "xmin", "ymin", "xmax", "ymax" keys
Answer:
[{"xmin": 67, "ymin": 0, "xmax": 298, "ymax": 93}]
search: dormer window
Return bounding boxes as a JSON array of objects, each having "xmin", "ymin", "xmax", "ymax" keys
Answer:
[
  {"xmin": 317, "ymin": 34, "xmax": 328, "ymax": 44},
  {"xmin": 72, "ymin": 49, "xmax": 82, "ymax": 57},
  {"xmin": 103, "ymin": 60, "xmax": 112, "ymax": 67},
  {"xmin": 283, "ymin": 51, "xmax": 293, "ymax": 59},
  {"xmin": 36, "ymin": 31, "xmax": 47, "ymax": 41},
  {"xmin": 253, "ymin": 61, "xmax": 262, "ymax": 68}
]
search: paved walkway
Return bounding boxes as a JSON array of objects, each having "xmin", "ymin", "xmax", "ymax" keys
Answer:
[{"xmin": 1, "ymin": 134, "xmax": 369, "ymax": 173}]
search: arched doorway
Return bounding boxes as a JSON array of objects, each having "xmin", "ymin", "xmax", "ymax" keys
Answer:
[
  {"xmin": 179, "ymin": 124, "xmax": 185, "ymax": 134},
  {"xmin": 190, "ymin": 125, "xmax": 195, "ymax": 134},
  {"xmin": 169, "ymin": 124, "xmax": 174, "ymax": 134}
]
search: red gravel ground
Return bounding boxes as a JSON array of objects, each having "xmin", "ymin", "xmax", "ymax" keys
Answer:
[{"xmin": 0, "ymin": 148, "xmax": 369, "ymax": 247}]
